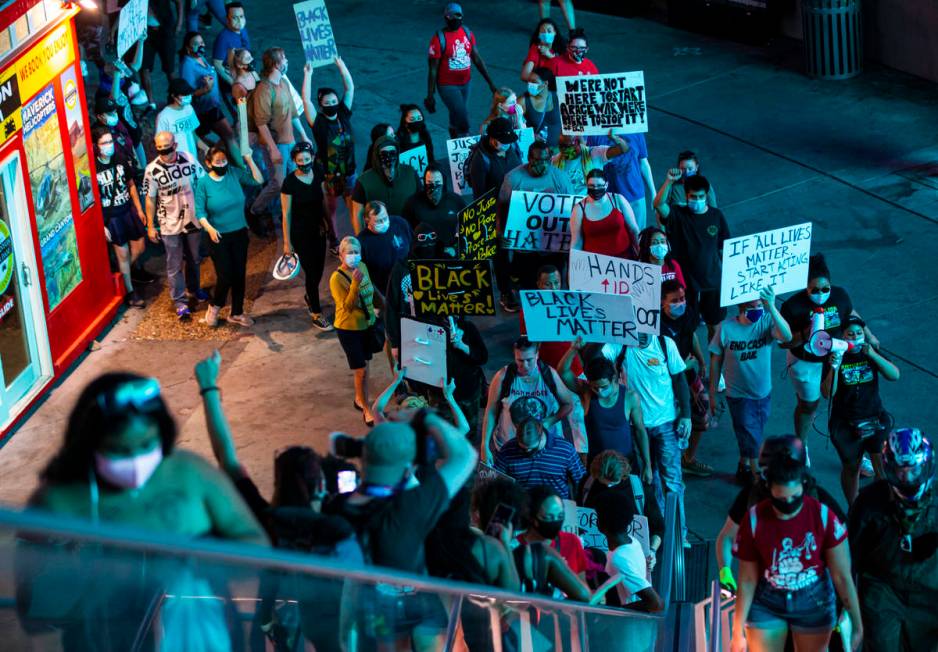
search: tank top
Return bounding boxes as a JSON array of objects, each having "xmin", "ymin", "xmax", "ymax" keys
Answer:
[
  {"xmin": 584, "ymin": 384, "xmax": 633, "ymax": 464},
  {"xmin": 580, "ymin": 197, "xmax": 634, "ymax": 259},
  {"xmin": 495, "ymin": 367, "xmax": 560, "ymax": 449}
]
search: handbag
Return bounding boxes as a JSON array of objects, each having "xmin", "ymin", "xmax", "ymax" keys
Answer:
[{"xmin": 849, "ymin": 417, "xmax": 882, "ymax": 440}]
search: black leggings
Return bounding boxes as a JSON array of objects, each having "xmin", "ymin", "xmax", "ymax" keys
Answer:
[
  {"xmin": 210, "ymin": 227, "xmax": 249, "ymax": 314},
  {"xmin": 292, "ymin": 230, "xmax": 327, "ymax": 313}
]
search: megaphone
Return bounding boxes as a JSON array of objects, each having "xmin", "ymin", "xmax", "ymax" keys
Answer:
[{"xmin": 806, "ymin": 330, "xmax": 854, "ymax": 357}]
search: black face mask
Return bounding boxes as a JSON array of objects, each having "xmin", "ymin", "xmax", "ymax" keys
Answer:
[
  {"xmin": 321, "ymin": 104, "xmax": 340, "ymax": 118},
  {"xmin": 193, "ymin": 45, "xmax": 205, "ymax": 56},
  {"xmin": 406, "ymin": 121, "xmax": 423, "ymax": 132},
  {"xmin": 771, "ymin": 493, "xmax": 804, "ymax": 515},
  {"xmin": 445, "ymin": 17, "xmax": 462, "ymax": 30},
  {"xmin": 587, "ymin": 187, "xmax": 606, "ymax": 200},
  {"xmin": 535, "ymin": 519, "xmax": 563, "ymax": 540},
  {"xmin": 157, "ymin": 146, "xmax": 176, "ymax": 157},
  {"xmin": 211, "ymin": 164, "xmax": 228, "ymax": 176},
  {"xmin": 296, "ymin": 162, "xmax": 313, "ymax": 173}
]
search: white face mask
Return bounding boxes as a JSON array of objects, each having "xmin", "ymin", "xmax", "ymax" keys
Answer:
[
  {"xmin": 649, "ymin": 243, "xmax": 668, "ymax": 260},
  {"xmin": 688, "ymin": 198, "xmax": 707, "ymax": 214},
  {"xmin": 371, "ymin": 219, "xmax": 390, "ymax": 234},
  {"xmin": 809, "ymin": 290, "xmax": 831, "ymax": 305},
  {"xmin": 94, "ymin": 445, "xmax": 163, "ymax": 490},
  {"xmin": 99, "ymin": 143, "xmax": 115, "ymax": 158},
  {"xmin": 527, "ymin": 82, "xmax": 541, "ymax": 97},
  {"xmin": 344, "ymin": 253, "xmax": 361, "ymax": 267},
  {"xmin": 104, "ymin": 113, "xmax": 119, "ymax": 127},
  {"xmin": 179, "ymin": 95, "xmax": 192, "ymax": 106}
]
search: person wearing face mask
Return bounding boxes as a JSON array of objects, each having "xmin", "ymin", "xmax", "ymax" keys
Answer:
[
  {"xmin": 351, "ymin": 137, "xmax": 420, "ymax": 235},
  {"xmin": 469, "ymin": 117, "xmax": 522, "ymax": 203},
  {"xmin": 385, "ymin": 223, "xmax": 442, "ymax": 362},
  {"xmin": 481, "ymin": 87, "xmax": 527, "ymax": 133},
  {"xmin": 397, "ymin": 104, "xmax": 436, "ymax": 160},
  {"xmin": 569, "ymin": 168, "xmax": 639, "ymax": 259},
  {"xmin": 521, "ymin": 19, "xmax": 566, "ymax": 83},
  {"xmin": 731, "ymin": 455, "xmax": 862, "ymax": 652},
  {"xmin": 282, "ymin": 142, "xmax": 334, "ymax": 332},
  {"xmin": 494, "ymin": 398, "xmax": 585, "ymax": 499},
  {"xmin": 425, "ymin": 3, "xmax": 497, "ymax": 138},
  {"xmin": 780, "ymin": 253, "xmax": 878, "ymax": 449},
  {"xmin": 362, "ymin": 123, "xmax": 395, "ymax": 174},
  {"xmin": 521, "ymin": 485, "xmax": 589, "ymax": 581},
  {"xmin": 92, "ymin": 97, "xmax": 141, "ymax": 176},
  {"xmin": 211, "ymin": 2, "xmax": 250, "ymax": 91},
  {"xmin": 638, "ymin": 227, "xmax": 685, "ymax": 287},
  {"xmin": 330, "ymin": 236, "xmax": 386, "ymax": 427},
  {"xmin": 666, "ymin": 150, "xmax": 718, "ymax": 209},
  {"xmin": 710, "ymin": 286, "xmax": 792, "ymax": 485},
  {"xmin": 179, "ymin": 31, "xmax": 242, "ymax": 166},
  {"xmin": 93, "ymin": 126, "xmax": 147, "ymax": 308},
  {"xmin": 357, "ymin": 200, "xmax": 412, "ymax": 299},
  {"xmin": 553, "ymin": 131, "xmax": 630, "ymax": 197},
  {"xmin": 655, "ymin": 172, "xmax": 730, "ymax": 341},
  {"xmin": 548, "ymin": 28, "xmax": 598, "ymax": 78},
  {"xmin": 522, "ymin": 67, "xmax": 561, "ymax": 148},
  {"xmin": 230, "ymin": 48, "xmax": 259, "ymax": 99},
  {"xmin": 821, "ymin": 316, "xmax": 899, "ymax": 504},
  {"xmin": 402, "ymin": 164, "xmax": 466, "ymax": 252},
  {"xmin": 603, "ymin": 130, "xmax": 656, "ymax": 230},
  {"xmin": 195, "ymin": 141, "xmax": 263, "ymax": 327},
  {"xmin": 156, "ymin": 78, "xmax": 207, "ymax": 163},
  {"xmin": 519, "ymin": 265, "xmax": 582, "ymax": 375},
  {"xmin": 302, "ymin": 57, "xmax": 357, "ymax": 252}
]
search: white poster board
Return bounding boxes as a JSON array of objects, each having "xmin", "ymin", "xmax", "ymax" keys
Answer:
[
  {"xmin": 293, "ymin": 0, "xmax": 338, "ymax": 69},
  {"xmin": 400, "ymin": 318, "xmax": 447, "ymax": 388},
  {"xmin": 446, "ymin": 128, "xmax": 537, "ymax": 196},
  {"xmin": 557, "ymin": 71, "xmax": 648, "ymax": 136},
  {"xmin": 569, "ymin": 249, "xmax": 662, "ymax": 335},
  {"xmin": 399, "ymin": 144, "xmax": 429, "ymax": 179},
  {"xmin": 116, "ymin": 0, "xmax": 148, "ymax": 58},
  {"xmin": 520, "ymin": 290, "xmax": 639, "ymax": 346},
  {"xmin": 504, "ymin": 190, "xmax": 583, "ymax": 252},
  {"xmin": 563, "ymin": 501, "xmax": 652, "ymax": 578},
  {"xmin": 720, "ymin": 222, "xmax": 812, "ymax": 307}
]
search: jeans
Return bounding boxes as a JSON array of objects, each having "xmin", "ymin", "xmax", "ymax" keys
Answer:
[
  {"xmin": 163, "ymin": 231, "xmax": 202, "ymax": 309},
  {"xmin": 437, "ymin": 83, "xmax": 470, "ymax": 136},
  {"xmin": 209, "ymin": 227, "xmax": 249, "ymax": 314},
  {"xmin": 725, "ymin": 394, "xmax": 771, "ymax": 459},
  {"xmin": 251, "ymin": 141, "xmax": 295, "ymax": 217},
  {"xmin": 645, "ymin": 421, "xmax": 687, "ymax": 540},
  {"xmin": 185, "ymin": 0, "xmax": 227, "ymax": 31}
]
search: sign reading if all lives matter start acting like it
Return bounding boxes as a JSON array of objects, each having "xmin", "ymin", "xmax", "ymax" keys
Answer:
[{"xmin": 720, "ymin": 222, "xmax": 812, "ymax": 307}]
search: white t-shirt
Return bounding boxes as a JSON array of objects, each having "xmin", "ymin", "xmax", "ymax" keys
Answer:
[
  {"xmin": 605, "ymin": 539, "xmax": 651, "ymax": 606},
  {"xmin": 156, "ymin": 105, "xmax": 201, "ymax": 162},
  {"xmin": 625, "ymin": 336, "xmax": 686, "ymax": 428}
]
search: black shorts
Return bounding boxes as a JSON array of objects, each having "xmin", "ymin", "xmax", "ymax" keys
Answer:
[
  {"xmin": 105, "ymin": 206, "xmax": 146, "ymax": 246},
  {"xmin": 142, "ymin": 26, "xmax": 175, "ymax": 75},
  {"xmin": 195, "ymin": 106, "xmax": 226, "ymax": 136},
  {"xmin": 336, "ymin": 327, "xmax": 375, "ymax": 370},
  {"xmin": 692, "ymin": 288, "xmax": 726, "ymax": 326},
  {"xmin": 829, "ymin": 412, "xmax": 888, "ymax": 466}
]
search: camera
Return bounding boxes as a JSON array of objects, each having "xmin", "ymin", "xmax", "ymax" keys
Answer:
[{"xmin": 330, "ymin": 432, "xmax": 364, "ymax": 459}]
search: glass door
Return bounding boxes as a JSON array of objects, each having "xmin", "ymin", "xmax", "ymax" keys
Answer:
[{"xmin": 0, "ymin": 150, "xmax": 51, "ymax": 429}]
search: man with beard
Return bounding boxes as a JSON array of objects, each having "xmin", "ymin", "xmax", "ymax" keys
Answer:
[
  {"xmin": 402, "ymin": 164, "xmax": 466, "ymax": 254},
  {"xmin": 351, "ymin": 135, "xmax": 419, "ymax": 234}
]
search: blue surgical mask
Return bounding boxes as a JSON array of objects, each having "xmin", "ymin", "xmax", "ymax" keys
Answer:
[
  {"xmin": 650, "ymin": 243, "xmax": 668, "ymax": 260},
  {"xmin": 669, "ymin": 301, "xmax": 686, "ymax": 317},
  {"xmin": 539, "ymin": 32, "xmax": 555, "ymax": 45},
  {"xmin": 527, "ymin": 82, "xmax": 541, "ymax": 96},
  {"xmin": 851, "ymin": 336, "xmax": 865, "ymax": 349},
  {"xmin": 745, "ymin": 308, "xmax": 764, "ymax": 323},
  {"xmin": 688, "ymin": 198, "xmax": 707, "ymax": 214},
  {"xmin": 809, "ymin": 290, "xmax": 831, "ymax": 306},
  {"xmin": 682, "ymin": 169, "xmax": 697, "ymax": 180}
]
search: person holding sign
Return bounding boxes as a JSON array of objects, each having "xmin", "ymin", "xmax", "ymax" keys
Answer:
[
  {"xmin": 569, "ymin": 169, "xmax": 639, "ymax": 259},
  {"xmin": 397, "ymin": 105, "xmax": 436, "ymax": 162},
  {"xmin": 552, "ymin": 132, "xmax": 629, "ymax": 196},
  {"xmin": 424, "ymin": 3, "xmax": 497, "ymax": 138},
  {"xmin": 709, "ymin": 286, "xmax": 792, "ymax": 485}
]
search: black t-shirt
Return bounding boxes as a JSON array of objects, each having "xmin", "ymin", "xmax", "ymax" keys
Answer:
[
  {"xmin": 95, "ymin": 158, "xmax": 133, "ymax": 220},
  {"xmin": 357, "ymin": 216, "xmax": 412, "ymax": 296},
  {"xmin": 312, "ymin": 104, "xmax": 355, "ymax": 176},
  {"xmin": 663, "ymin": 205, "xmax": 730, "ymax": 291},
  {"xmin": 281, "ymin": 172, "xmax": 328, "ymax": 238},
  {"xmin": 828, "ymin": 351, "xmax": 884, "ymax": 421},
  {"xmin": 727, "ymin": 480, "xmax": 846, "ymax": 525},
  {"xmin": 447, "ymin": 318, "xmax": 488, "ymax": 401},
  {"xmin": 780, "ymin": 286, "xmax": 853, "ymax": 362},
  {"xmin": 401, "ymin": 191, "xmax": 466, "ymax": 247},
  {"xmin": 582, "ymin": 479, "xmax": 665, "ymax": 541},
  {"xmin": 660, "ymin": 305, "xmax": 700, "ymax": 360}
]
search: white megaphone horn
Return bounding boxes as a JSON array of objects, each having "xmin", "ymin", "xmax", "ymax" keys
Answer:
[{"xmin": 806, "ymin": 330, "xmax": 854, "ymax": 357}]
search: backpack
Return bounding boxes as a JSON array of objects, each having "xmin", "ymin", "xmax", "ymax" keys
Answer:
[
  {"xmin": 436, "ymin": 26, "xmax": 473, "ymax": 59},
  {"xmin": 498, "ymin": 358, "xmax": 561, "ymax": 404},
  {"xmin": 463, "ymin": 138, "xmax": 522, "ymax": 193}
]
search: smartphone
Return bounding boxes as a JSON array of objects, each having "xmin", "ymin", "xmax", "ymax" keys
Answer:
[
  {"xmin": 485, "ymin": 503, "xmax": 515, "ymax": 537},
  {"xmin": 337, "ymin": 469, "xmax": 358, "ymax": 494}
]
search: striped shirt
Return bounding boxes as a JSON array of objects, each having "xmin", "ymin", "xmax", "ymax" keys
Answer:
[{"xmin": 494, "ymin": 434, "xmax": 585, "ymax": 498}]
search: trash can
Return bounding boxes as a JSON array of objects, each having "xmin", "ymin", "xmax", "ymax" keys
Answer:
[{"xmin": 802, "ymin": 0, "xmax": 862, "ymax": 80}]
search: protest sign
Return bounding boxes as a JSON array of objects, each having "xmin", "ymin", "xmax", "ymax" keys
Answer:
[
  {"xmin": 458, "ymin": 189, "xmax": 497, "ymax": 260},
  {"xmin": 720, "ymin": 222, "xmax": 812, "ymax": 307},
  {"xmin": 562, "ymin": 502, "xmax": 651, "ymax": 576},
  {"xmin": 293, "ymin": 0, "xmax": 338, "ymax": 68},
  {"xmin": 446, "ymin": 128, "xmax": 536, "ymax": 196},
  {"xmin": 476, "ymin": 462, "xmax": 515, "ymax": 485},
  {"xmin": 504, "ymin": 191, "xmax": 582, "ymax": 252},
  {"xmin": 399, "ymin": 144, "xmax": 429, "ymax": 179},
  {"xmin": 116, "ymin": 0, "xmax": 148, "ymax": 58},
  {"xmin": 409, "ymin": 259, "xmax": 496, "ymax": 317},
  {"xmin": 520, "ymin": 290, "xmax": 639, "ymax": 346},
  {"xmin": 557, "ymin": 71, "xmax": 647, "ymax": 136},
  {"xmin": 400, "ymin": 318, "xmax": 447, "ymax": 388},
  {"xmin": 569, "ymin": 249, "xmax": 661, "ymax": 334}
]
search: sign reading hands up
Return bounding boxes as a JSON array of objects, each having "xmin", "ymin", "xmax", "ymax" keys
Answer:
[{"xmin": 294, "ymin": 0, "xmax": 338, "ymax": 68}]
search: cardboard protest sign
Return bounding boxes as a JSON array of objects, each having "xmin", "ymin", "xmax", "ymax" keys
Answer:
[
  {"xmin": 520, "ymin": 290, "xmax": 639, "ymax": 346},
  {"xmin": 563, "ymin": 501, "xmax": 651, "ymax": 577},
  {"xmin": 504, "ymin": 191, "xmax": 582, "ymax": 252},
  {"xmin": 116, "ymin": 0, "xmax": 148, "ymax": 58},
  {"xmin": 458, "ymin": 189, "xmax": 497, "ymax": 260},
  {"xmin": 569, "ymin": 249, "xmax": 662, "ymax": 334},
  {"xmin": 399, "ymin": 144, "xmax": 429, "ymax": 179},
  {"xmin": 293, "ymin": 0, "xmax": 338, "ymax": 68},
  {"xmin": 476, "ymin": 462, "xmax": 515, "ymax": 485},
  {"xmin": 409, "ymin": 259, "xmax": 496, "ymax": 317},
  {"xmin": 720, "ymin": 222, "xmax": 812, "ymax": 307},
  {"xmin": 446, "ymin": 128, "xmax": 537, "ymax": 196},
  {"xmin": 400, "ymin": 318, "xmax": 447, "ymax": 388},
  {"xmin": 557, "ymin": 71, "xmax": 647, "ymax": 136}
]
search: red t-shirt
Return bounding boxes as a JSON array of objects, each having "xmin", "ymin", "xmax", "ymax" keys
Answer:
[
  {"xmin": 428, "ymin": 27, "xmax": 475, "ymax": 86},
  {"xmin": 661, "ymin": 260, "xmax": 686, "ymax": 288},
  {"xmin": 519, "ymin": 531, "xmax": 588, "ymax": 575},
  {"xmin": 523, "ymin": 43, "xmax": 557, "ymax": 73},
  {"xmin": 734, "ymin": 496, "xmax": 847, "ymax": 592},
  {"xmin": 550, "ymin": 55, "xmax": 599, "ymax": 78},
  {"xmin": 519, "ymin": 311, "xmax": 583, "ymax": 376}
]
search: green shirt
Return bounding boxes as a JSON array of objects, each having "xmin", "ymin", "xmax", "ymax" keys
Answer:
[{"xmin": 195, "ymin": 168, "xmax": 260, "ymax": 233}]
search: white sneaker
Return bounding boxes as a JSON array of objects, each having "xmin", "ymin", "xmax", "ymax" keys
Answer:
[
  {"xmin": 804, "ymin": 444, "xmax": 811, "ymax": 468},
  {"xmin": 201, "ymin": 304, "xmax": 220, "ymax": 327},
  {"xmin": 228, "ymin": 313, "xmax": 255, "ymax": 327},
  {"xmin": 860, "ymin": 454, "xmax": 874, "ymax": 478}
]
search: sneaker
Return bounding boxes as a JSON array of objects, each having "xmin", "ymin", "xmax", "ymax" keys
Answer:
[
  {"xmin": 228, "ymin": 313, "xmax": 255, "ymax": 327},
  {"xmin": 860, "ymin": 454, "xmax": 874, "ymax": 478},
  {"xmin": 125, "ymin": 290, "xmax": 145, "ymax": 308},
  {"xmin": 311, "ymin": 313, "xmax": 334, "ymax": 331},
  {"xmin": 201, "ymin": 304, "xmax": 220, "ymax": 327},
  {"xmin": 499, "ymin": 295, "xmax": 520, "ymax": 313},
  {"xmin": 682, "ymin": 457, "xmax": 713, "ymax": 477},
  {"xmin": 735, "ymin": 462, "xmax": 753, "ymax": 486},
  {"xmin": 193, "ymin": 289, "xmax": 211, "ymax": 302},
  {"xmin": 176, "ymin": 306, "xmax": 191, "ymax": 321}
]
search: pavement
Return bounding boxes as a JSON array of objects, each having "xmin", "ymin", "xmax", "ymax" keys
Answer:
[{"xmin": 1, "ymin": 0, "xmax": 937, "ymax": 549}]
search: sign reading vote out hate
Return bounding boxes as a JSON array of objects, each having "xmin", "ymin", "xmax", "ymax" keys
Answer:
[
  {"xmin": 569, "ymin": 249, "xmax": 662, "ymax": 334},
  {"xmin": 557, "ymin": 71, "xmax": 647, "ymax": 136},
  {"xmin": 409, "ymin": 259, "xmax": 496, "ymax": 317},
  {"xmin": 293, "ymin": 0, "xmax": 338, "ymax": 68},
  {"xmin": 399, "ymin": 144, "xmax": 428, "ymax": 178},
  {"xmin": 721, "ymin": 222, "xmax": 812, "ymax": 307},
  {"xmin": 458, "ymin": 189, "xmax": 498, "ymax": 260},
  {"xmin": 504, "ymin": 191, "xmax": 582, "ymax": 252},
  {"xmin": 116, "ymin": 0, "xmax": 149, "ymax": 58},
  {"xmin": 446, "ymin": 128, "xmax": 535, "ymax": 196},
  {"xmin": 520, "ymin": 290, "xmax": 639, "ymax": 346}
]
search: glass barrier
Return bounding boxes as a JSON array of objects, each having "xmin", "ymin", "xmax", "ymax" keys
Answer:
[{"xmin": 0, "ymin": 507, "xmax": 663, "ymax": 651}]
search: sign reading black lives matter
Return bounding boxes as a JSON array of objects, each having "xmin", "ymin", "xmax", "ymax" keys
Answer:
[
  {"xmin": 293, "ymin": 0, "xmax": 338, "ymax": 68},
  {"xmin": 409, "ymin": 259, "xmax": 496, "ymax": 317},
  {"xmin": 557, "ymin": 71, "xmax": 647, "ymax": 136},
  {"xmin": 458, "ymin": 189, "xmax": 498, "ymax": 260},
  {"xmin": 520, "ymin": 290, "xmax": 640, "ymax": 346}
]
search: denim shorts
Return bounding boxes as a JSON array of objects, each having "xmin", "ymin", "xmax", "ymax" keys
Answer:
[
  {"xmin": 747, "ymin": 575, "xmax": 837, "ymax": 634},
  {"xmin": 725, "ymin": 394, "xmax": 771, "ymax": 459}
]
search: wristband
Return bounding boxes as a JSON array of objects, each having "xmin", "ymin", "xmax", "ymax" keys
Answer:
[{"xmin": 199, "ymin": 386, "xmax": 220, "ymax": 396}]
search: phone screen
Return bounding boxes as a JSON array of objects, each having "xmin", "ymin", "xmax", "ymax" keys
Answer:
[
  {"xmin": 337, "ymin": 470, "xmax": 358, "ymax": 494},
  {"xmin": 486, "ymin": 503, "xmax": 515, "ymax": 537}
]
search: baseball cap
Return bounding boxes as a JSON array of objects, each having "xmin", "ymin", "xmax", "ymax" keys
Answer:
[
  {"xmin": 509, "ymin": 395, "xmax": 548, "ymax": 427},
  {"xmin": 443, "ymin": 3, "xmax": 463, "ymax": 17},
  {"xmin": 168, "ymin": 78, "xmax": 197, "ymax": 97},
  {"xmin": 94, "ymin": 97, "xmax": 118, "ymax": 115},
  {"xmin": 364, "ymin": 422, "xmax": 416, "ymax": 484},
  {"xmin": 486, "ymin": 117, "xmax": 518, "ymax": 144}
]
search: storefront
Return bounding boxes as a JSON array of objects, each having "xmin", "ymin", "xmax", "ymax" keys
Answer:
[{"xmin": 0, "ymin": 0, "xmax": 121, "ymax": 436}]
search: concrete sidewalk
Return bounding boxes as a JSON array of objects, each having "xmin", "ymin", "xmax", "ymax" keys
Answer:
[{"xmin": 1, "ymin": 0, "xmax": 936, "ymax": 545}]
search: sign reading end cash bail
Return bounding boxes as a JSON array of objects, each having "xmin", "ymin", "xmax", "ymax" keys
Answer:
[
  {"xmin": 557, "ymin": 71, "xmax": 647, "ymax": 136},
  {"xmin": 720, "ymin": 222, "xmax": 812, "ymax": 307}
]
